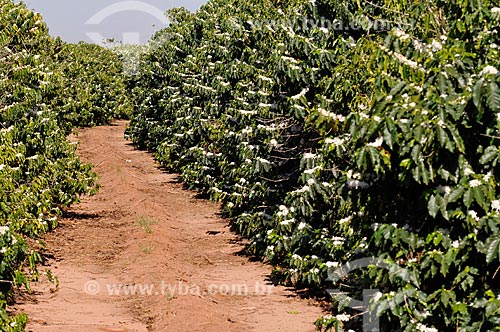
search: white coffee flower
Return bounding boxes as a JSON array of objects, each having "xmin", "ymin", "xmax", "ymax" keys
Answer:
[
  {"xmin": 325, "ymin": 137, "xmax": 346, "ymax": 146},
  {"xmin": 348, "ymin": 180, "xmax": 370, "ymax": 189},
  {"xmin": 332, "ymin": 236, "xmax": 345, "ymax": 246},
  {"xmin": 281, "ymin": 55, "xmax": 298, "ymax": 64},
  {"xmin": 336, "ymin": 314, "xmax": 351, "ymax": 322},
  {"xmin": 280, "ymin": 219, "xmax": 295, "ymax": 226},
  {"xmin": 469, "ymin": 179, "xmax": 482, "ymax": 188},
  {"xmin": 468, "ymin": 210, "xmax": 480, "ymax": 221},
  {"xmin": 431, "ymin": 40, "xmax": 443, "ymax": 51},
  {"xmin": 0, "ymin": 226, "xmax": 9, "ymax": 235},
  {"xmin": 393, "ymin": 29, "xmax": 410, "ymax": 41},
  {"xmin": 304, "ymin": 166, "xmax": 321, "ymax": 174},
  {"xmin": 339, "ymin": 216, "xmax": 352, "ymax": 224},
  {"xmin": 258, "ymin": 75, "xmax": 273, "ymax": 82},
  {"xmin": 325, "ymin": 261, "xmax": 340, "ymax": 268},
  {"xmin": 416, "ymin": 323, "xmax": 438, "ymax": 332},
  {"xmin": 303, "ymin": 153, "xmax": 316, "ymax": 159},
  {"xmin": 480, "ymin": 65, "xmax": 498, "ymax": 76},
  {"xmin": 291, "ymin": 88, "xmax": 309, "ymax": 100},
  {"xmin": 491, "ymin": 200, "xmax": 500, "ymax": 212},
  {"xmin": 437, "ymin": 185, "xmax": 451, "ymax": 194},
  {"xmin": 393, "ymin": 52, "xmax": 420, "ymax": 69}
]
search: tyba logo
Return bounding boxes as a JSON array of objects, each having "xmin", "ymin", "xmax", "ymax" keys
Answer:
[{"xmin": 85, "ymin": 1, "xmax": 169, "ymax": 44}]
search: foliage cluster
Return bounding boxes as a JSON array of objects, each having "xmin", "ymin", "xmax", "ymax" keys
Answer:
[{"xmin": 128, "ymin": 0, "xmax": 500, "ymax": 330}]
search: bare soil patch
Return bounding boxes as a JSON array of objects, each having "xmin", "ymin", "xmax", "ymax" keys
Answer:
[{"xmin": 14, "ymin": 120, "xmax": 324, "ymax": 332}]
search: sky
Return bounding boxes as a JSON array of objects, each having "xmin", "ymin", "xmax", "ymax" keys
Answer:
[{"xmin": 19, "ymin": 0, "xmax": 209, "ymax": 44}]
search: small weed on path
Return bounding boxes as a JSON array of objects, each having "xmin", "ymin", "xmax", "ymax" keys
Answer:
[
  {"xmin": 140, "ymin": 245, "xmax": 153, "ymax": 255},
  {"xmin": 136, "ymin": 216, "xmax": 157, "ymax": 234}
]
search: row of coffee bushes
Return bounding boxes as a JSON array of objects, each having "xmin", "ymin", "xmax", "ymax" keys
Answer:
[
  {"xmin": 128, "ymin": 0, "xmax": 500, "ymax": 330},
  {"xmin": 53, "ymin": 42, "xmax": 132, "ymax": 131},
  {"xmin": 0, "ymin": 0, "xmax": 131, "ymax": 329}
]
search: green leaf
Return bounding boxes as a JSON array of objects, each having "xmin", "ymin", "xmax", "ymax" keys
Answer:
[
  {"xmin": 400, "ymin": 158, "xmax": 412, "ymax": 169},
  {"xmin": 464, "ymin": 189, "xmax": 473, "ymax": 208},
  {"xmin": 442, "ymin": 247, "xmax": 458, "ymax": 276},
  {"xmin": 472, "ymin": 186, "xmax": 487, "ymax": 211},
  {"xmin": 473, "ymin": 78, "xmax": 484, "ymax": 109},
  {"xmin": 411, "ymin": 144, "xmax": 421, "ymax": 163},
  {"xmin": 485, "ymin": 237, "xmax": 500, "ymax": 263},
  {"xmin": 357, "ymin": 147, "xmax": 367, "ymax": 169},
  {"xmin": 437, "ymin": 126, "xmax": 448, "ymax": 148},
  {"xmin": 447, "ymin": 186, "xmax": 464, "ymax": 203},
  {"xmin": 451, "ymin": 302, "xmax": 468, "ymax": 315},
  {"xmin": 449, "ymin": 126, "xmax": 465, "ymax": 153},
  {"xmin": 368, "ymin": 146, "xmax": 381, "ymax": 172},
  {"xmin": 383, "ymin": 123, "xmax": 394, "ymax": 149},
  {"xmin": 440, "ymin": 289, "xmax": 455, "ymax": 307},
  {"xmin": 480, "ymin": 146, "xmax": 499, "ymax": 165},
  {"xmin": 0, "ymin": 202, "xmax": 8, "ymax": 213},
  {"xmin": 487, "ymin": 81, "xmax": 500, "ymax": 111},
  {"xmin": 388, "ymin": 81, "xmax": 406, "ymax": 97},
  {"xmin": 420, "ymin": 161, "xmax": 430, "ymax": 185},
  {"xmin": 428, "ymin": 195, "xmax": 439, "ymax": 218}
]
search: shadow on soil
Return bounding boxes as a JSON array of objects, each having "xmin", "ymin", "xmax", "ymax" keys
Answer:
[{"xmin": 62, "ymin": 211, "xmax": 100, "ymax": 220}]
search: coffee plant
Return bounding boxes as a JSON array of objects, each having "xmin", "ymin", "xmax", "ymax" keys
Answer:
[
  {"xmin": 0, "ymin": 0, "xmax": 132, "ymax": 329},
  {"xmin": 128, "ymin": 0, "xmax": 500, "ymax": 330},
  {"xmin": 50, "ymin": 42, "xmax": 132, "ymax": 131}
]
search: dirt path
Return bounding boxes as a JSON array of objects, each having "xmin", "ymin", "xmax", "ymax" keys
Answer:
[{"xmin": 14, "ymin": 120, "xmax": 324, "ymax": 332}]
